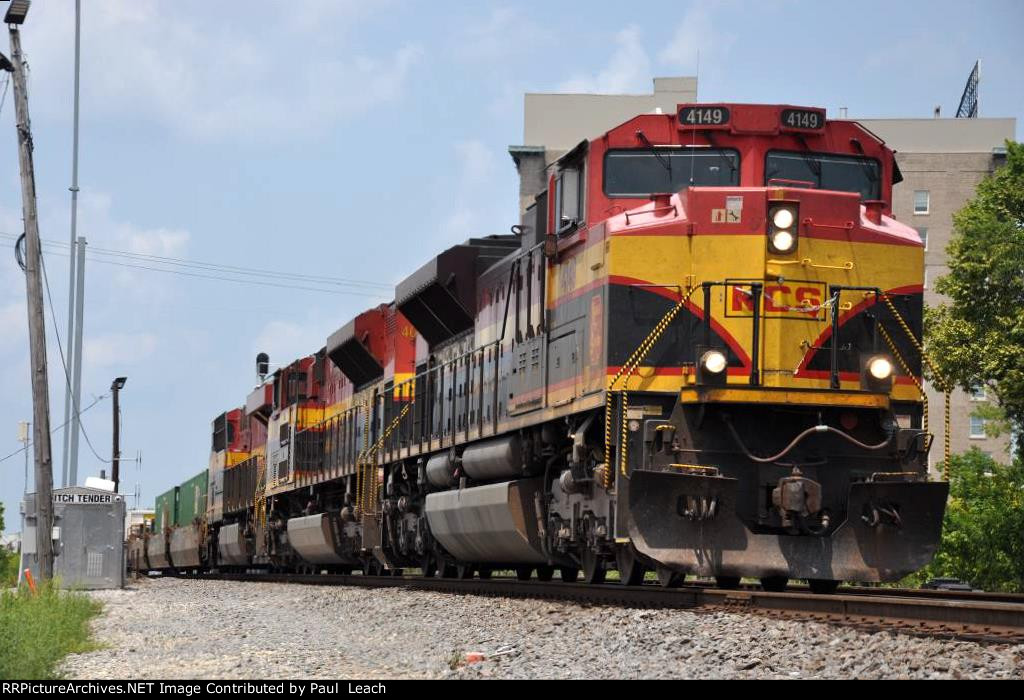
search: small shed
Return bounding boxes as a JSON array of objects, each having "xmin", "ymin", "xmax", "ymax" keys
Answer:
[{"xmin": 21, "ymin": 486, "xmax": 126, "ymax": 590}]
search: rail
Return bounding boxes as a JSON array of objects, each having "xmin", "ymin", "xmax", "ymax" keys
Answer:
[{"xmin": 177, "ymin": 570, "xmax": 1024, "ymax": 645}]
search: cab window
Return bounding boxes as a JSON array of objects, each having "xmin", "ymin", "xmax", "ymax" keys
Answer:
[
  {"xmin": 554, "ymin": 165, "xmax": 583, "ymax": 234},
  {"xmin": 765, "ymin": 150, "xmax": 881, "ymax": 200},
  {"xmin": 603, "ymin": 147, "xmax": 740, "ymax": 197}
]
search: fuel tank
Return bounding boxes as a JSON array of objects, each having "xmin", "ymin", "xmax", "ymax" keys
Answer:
[
  {"xmin": 146, "ymin": 534, "xmax": 170, "ymax": 569},
  {"xmin": 286, "ymin": 512, "xmax": 358, "ymax": 565},
  {"xmin": 169, "ymin": 525, "xmax": 202, "ymax": 569},
  {"xmin": 424, "ymin": 478, "xmax": 546, "ymax": 564},
  {"xmin": 217, "ymin": 522, "xmax": 251, "ymax": 566}
]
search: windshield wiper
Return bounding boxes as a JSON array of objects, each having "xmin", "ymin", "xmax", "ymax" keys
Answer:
[{"xmin": 635, "ymin": 129, "xmax": 672, "ymax": 176}]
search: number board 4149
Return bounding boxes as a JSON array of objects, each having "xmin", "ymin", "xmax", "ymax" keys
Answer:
[
  {"xmin": 780, "ymin": 108, "xmax": 826, "ymax": 132},
  {"xmin": 678, "ymin": 105, "xmax": 731, "ymax": 129}
]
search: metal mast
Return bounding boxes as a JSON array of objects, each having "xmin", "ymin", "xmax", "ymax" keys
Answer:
[{"xmin": 61, "ymin": 0, "xmax": 83, "ymax": 486}]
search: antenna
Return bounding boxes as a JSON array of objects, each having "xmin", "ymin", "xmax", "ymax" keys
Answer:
[
  {"xmin": 956, "ymin": 60, "xmax": 979, "ymax": 118},
  {"xmin": 695, "ymin": 50, "xmax": 700, "ymax": 101}
]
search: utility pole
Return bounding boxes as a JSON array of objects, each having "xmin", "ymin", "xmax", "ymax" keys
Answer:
[
  {"xmin": 111, "ymin": 377, "xmax": 127, "ymax": 492},
  {"xmin": 61, "ymin": 0, "xmax": 83, "ymax": 487},
  {"xmin": 5, "ymin": 0, "xmax": 55, "ymax": 579}
]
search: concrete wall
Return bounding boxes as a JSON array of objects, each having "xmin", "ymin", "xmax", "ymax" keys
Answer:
[
  {"xmin": 523, "ymin": 77, "xmax": 697, "ymax": 151},
  {"xmin": 856, "ymin": 118, "xmax": 1015, "ymax": 154}
]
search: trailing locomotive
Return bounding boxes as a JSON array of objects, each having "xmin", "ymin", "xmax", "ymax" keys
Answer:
[{"xmin": 130, "ymin": 103, "xmax": 947, "ymax": 593}]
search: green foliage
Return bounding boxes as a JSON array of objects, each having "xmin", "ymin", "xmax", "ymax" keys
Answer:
[
  {"xmin": 0, "ymin": 581, "xmax": 101, "ymax": 679},
  {"xmin": 926, "ymin": 140, "xmax": 1024, "ymax": 453},
  {"xmin": 0, "ymin": 503, "xmax": 14, "ymax": 588},
  {"xmin": 904, "ymin": 450, "xmax": 1024, "ymax": 592}
]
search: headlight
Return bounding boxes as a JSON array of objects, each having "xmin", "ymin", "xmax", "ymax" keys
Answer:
[
  {"xmin": 702, "ymin": 349, "xmax": 727, "ymax": 374},
  {"xmin": 767, "ymin": 204, "xmax": 799, "ymax": 254},
  {"xmin": 772, "ymin": 208, "xmax": 795, "ymax": 229},
  {"xmin": 867, "ymin": 356, "xmax": 893, "ymax": 380},
  {"xmin": 770, "ymin": 229, "xmax": 795, "ymax": 253}
]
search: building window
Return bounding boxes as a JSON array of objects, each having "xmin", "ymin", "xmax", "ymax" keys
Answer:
[
  {"xmin": 970, "ymin": 383, "xmax": 987, "ymax": 401},
  {"xmin": 969, "ymin": 415, "xmax": 986, "ymax": 439},
  {"xmin": 916, "ymin": 227, "xmax": 928, "ymax": 250},
  {"xmin": 923, "ymin": 267, "xmax": 928, "ymax": 289},
  {"xmin": 914, "ymin": 190, "xmax": 930, "ymax": 215}
]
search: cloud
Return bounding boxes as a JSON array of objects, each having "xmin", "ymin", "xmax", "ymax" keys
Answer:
[
  {"xmin": 660, "ymin": 5, "xmax": 737, "ymax": 75},
  {"xmin": 455, "ymin": 7, "xmax": 553, "ymax": 63},
  {"xmin": 251, "ymin": 319, "xmax": 336, "ymax": 367},
  {"xmin": 454, "ymin": 140, "xmax": 495, "ymax": 183},
  {"xmin": 83, "ymin": 332, "xmax": 158, "ymax": 367},
  {"xmin": 558, "ymin": 26, "xmax": 651, "ymax": 94},
  {"xmin": 438, "ymin": 140, "xmax": 502, "ymax": 242},
  {"xmin": 24, "ymin": 1, "xmax": 421, "ymax": 143}
]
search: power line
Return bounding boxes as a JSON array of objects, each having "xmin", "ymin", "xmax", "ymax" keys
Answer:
[
  {"xmin": 41, "ymin": 247, "xmax": 388, "ymax": 298},
  {"xmin": 0, "ymin": 393, "xmax": 107, "ymax": 464},
  {"xmin": 0, "ymin": 231, "xmax": 392, "ymax": 290},
  {"xmin": 39, "ymin": 251, "xmax": 110, "ymax": 464}
]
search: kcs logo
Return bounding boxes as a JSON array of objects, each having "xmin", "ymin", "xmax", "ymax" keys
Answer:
[{"xmin": 727, "ymin": 281, "xmax": 826, "ymax": 319}]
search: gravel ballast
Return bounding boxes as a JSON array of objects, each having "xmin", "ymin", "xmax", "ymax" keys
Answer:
[{"xmin": 61, "ymin": 577, "xmax": 1024, "ymax": 679}]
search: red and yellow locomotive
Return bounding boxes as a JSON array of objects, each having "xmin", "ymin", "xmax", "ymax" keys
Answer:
[{"xmin": 138, "ymin": 103, "xmax": 946, "ymax": 592}]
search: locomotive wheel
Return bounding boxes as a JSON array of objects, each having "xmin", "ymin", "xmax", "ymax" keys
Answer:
[
  {"xmin": 477, "ymin": 568, "xmax": 492, "ymax": 580},
  {"xmin": 536, "ymin": 565, "xmax": 554, "ymax": 582},
  {"xmin": 456, "ymin": 564, "xmax": 474, "ymax": 579},
  {"xmin": 615, "ymin": 545, "xmax": 646, "ymax": 586},
  {"xmin": 656, "ymin": 565, "xmax": 685, "ymax": 588},
  {"xmin": 715, "ymin": 575, "xmax": 741, "ymax": 589},
  {"xmin": 515, "ymin": 566, "xmax": 534, "ymax": 581},
  {"xmin": 366, "ymin": 560, "xmax": 382, "ymax": 576},
  {"xmin": 441, "ymin": 563, "xmax": 459, "ymax": 578},
  {"xmin": 808, "ymin": 578, "xmax": 840, "ymax": 595},
  {"xmin": 580, "ymin": 548, "xmax": 606, "ymax": 584},
  {"xmin": 559, "ymin": 567, "xmax": 579, "ymax": 583},
  {"xmin": 420, "ymin": 553, "xmax": 437, "ymax": 578},
  {"xmin": 760, "ymin": 576, "xmax": 789, "ymax": 592}
]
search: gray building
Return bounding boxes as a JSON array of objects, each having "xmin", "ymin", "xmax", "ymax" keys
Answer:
[
  {"xmin": 510, "ymin": 77, "xmax": 1017, "ymax": 466},
  {"xmin": 21, "ymin": 486, "xmax": 126, "ymax": 589}
]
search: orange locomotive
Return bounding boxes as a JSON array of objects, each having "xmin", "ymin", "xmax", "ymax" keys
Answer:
[{"xmin": 140, "ymin": 104, "xmax": 945, "ymax": 592}]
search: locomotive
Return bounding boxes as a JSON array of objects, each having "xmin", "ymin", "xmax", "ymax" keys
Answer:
[{"xmin": 128, "ymin": 103, "xmax": 948, "ymax": 593}]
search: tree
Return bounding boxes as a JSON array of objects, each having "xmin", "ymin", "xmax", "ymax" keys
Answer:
[
  {"xmin": 906, "ymin": 450, "xmax": 1024, "ymax": 592},
  {"xmin": 926, "ymin": 140, "xmax": 1024, "ymax": 455},
  {"xmin": 0, "ymin": 502, "xmax": 15, "ymax": 586}
]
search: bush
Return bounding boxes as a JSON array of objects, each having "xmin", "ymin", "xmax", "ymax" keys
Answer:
[
  {"xmin": 0, "ymin": 582, "xmax": 101, "ymax": 680},
  {"xmin": 904, "ymin": 449, "xmax": 1024, "ymax": 592},
  {"xmin": 0, "ymin": 551, "xmax": 17, "ymax": 588}
]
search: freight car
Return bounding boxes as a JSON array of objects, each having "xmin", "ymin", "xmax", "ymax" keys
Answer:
[{"xmin": 131, "ymin": 103, "xmax": 947, "ymax": 593}]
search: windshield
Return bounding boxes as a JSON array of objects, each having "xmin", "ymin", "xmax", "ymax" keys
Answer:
[
  {"xmin": 765, "ymin": 151, "xmax": 881, "ymax": 200},
  {"xmin": 604, "ymin": 148, "xmax": 740, "ymax": 197}
]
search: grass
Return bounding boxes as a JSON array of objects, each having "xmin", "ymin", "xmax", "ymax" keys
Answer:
[{"xmin": 0, "ymin": 581, "xmax": 102, "ymax": 680}]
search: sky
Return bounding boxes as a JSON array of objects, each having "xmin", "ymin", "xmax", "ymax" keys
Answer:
[{"xmin": 1, "ymin": 0, "xmax": 1022, "ymax": 531}]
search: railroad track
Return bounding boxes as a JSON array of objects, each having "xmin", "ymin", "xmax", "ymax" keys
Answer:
[{"xmin": 165, "ymin": 570, "xmax": 1024, "ymax": 646}]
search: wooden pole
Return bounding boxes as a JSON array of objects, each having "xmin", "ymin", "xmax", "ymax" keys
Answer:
[{"xmin": 10, "ymin": 25, "xmax": 55, "ymax": 579}]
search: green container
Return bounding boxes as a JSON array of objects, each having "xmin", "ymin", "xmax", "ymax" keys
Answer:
[
  {"xmin": 175, "ymin": 469, "xmax": 209, "ymax": 527},
  {"xmin": 154, "ymin": 487, "xmax": 178, "ymax": 532}
]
